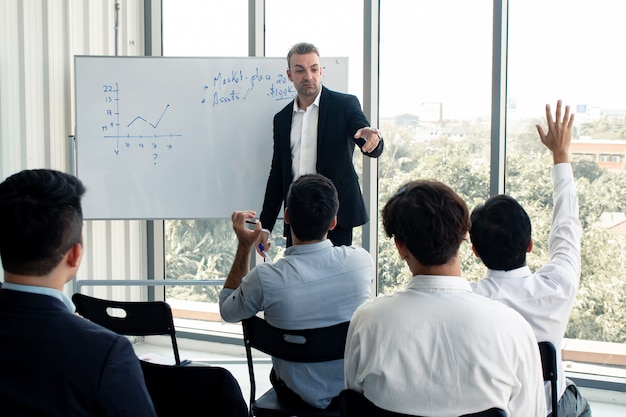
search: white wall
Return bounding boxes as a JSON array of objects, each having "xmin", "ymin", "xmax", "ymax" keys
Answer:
[{"xmin": 0, "ymin": 0, "xmax": 152, "ymax": 300}]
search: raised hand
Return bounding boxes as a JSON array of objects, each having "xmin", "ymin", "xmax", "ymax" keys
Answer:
[{"xmin": 536, "ymin": 99, "xmax": 574, "ymax": 164}]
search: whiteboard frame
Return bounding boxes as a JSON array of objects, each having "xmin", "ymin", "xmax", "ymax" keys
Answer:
[{"xmin": 74, "ymin": 55, "xmax": 348, "ymax": 220}]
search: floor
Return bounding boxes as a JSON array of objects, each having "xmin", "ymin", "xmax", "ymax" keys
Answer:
[{"xmin": 133, "ymin": 337, "xmax": 626, "ymax": 416}]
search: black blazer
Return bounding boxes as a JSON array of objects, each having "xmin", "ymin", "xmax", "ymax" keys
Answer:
[
  {"xmin": 0, "ymin": 289, "xmax": 157, "ymax": 417},
  {"xmin": 260, "ymin": 86, "xmax": 384, "ymax": 232}
]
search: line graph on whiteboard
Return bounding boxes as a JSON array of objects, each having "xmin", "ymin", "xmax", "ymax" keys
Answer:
[{"xmin": 100, "ymin": 82, "xmax": 181, "ymax": 165}]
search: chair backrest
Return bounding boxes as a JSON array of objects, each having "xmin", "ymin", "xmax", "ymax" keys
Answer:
[
  {"xmin": 140, "ymin": 360, "xmax": 248, "ymax": 417},
  {"xmin": 242, "ymin": 315, "xmax": 350, "ymax": 362},
  {"xmin": 71, "ymin": 293, "xmax": 181, "ymax": 365},
  {"xmin": 538, "ymin": 341, "xmax": 559, "ymax": 417},
  {"xmin": 241, "ymin": 315, "xmax": 350, "ymax": 414},
  {"xmin": 338, "ymin": 389, "xmax": 507, "ymax": 417}
]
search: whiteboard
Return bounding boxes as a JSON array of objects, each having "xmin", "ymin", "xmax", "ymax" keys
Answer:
[{"xmin": 74, "ymin": 56, "xmax": 348, "ymax": 220}]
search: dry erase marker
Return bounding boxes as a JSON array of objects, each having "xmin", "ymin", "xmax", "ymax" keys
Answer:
[{"xmin": 258, "ymin": 243, "xmax": 272, "ymax": 263}]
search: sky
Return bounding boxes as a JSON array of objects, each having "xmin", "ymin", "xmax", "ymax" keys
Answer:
[{"xmin": 162, "ymin": 0, "xmax": 626, "ymax": 120}]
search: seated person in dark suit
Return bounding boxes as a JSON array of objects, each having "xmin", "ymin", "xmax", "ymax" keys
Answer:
[{"xmin": 0, "ymin": 169, "xmax": 157, "ymax": 417}]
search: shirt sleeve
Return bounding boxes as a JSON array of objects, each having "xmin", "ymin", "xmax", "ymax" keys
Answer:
[
  {"xmin": 343, "ymin": 310, "xmax": 365, "ymax": 392},
  {"xmin": 538, "ymin": 163, "xmax": 582, "ymax": 296},
  {"xmin": 346, "ymin": 95, "xmax": 384, "ymax": 159},
  {"xmin": 508, "ymin": 325, "xmax": 548, "ymax": 417},
  {"xmin": 218, "ymin": 269, "xmax": 264, "ymax": 323}
]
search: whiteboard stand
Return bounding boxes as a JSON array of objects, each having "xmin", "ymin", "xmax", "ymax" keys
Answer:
[{"xmin": 68, "ymin": 135, "xmax": 77, "ymax": 176}]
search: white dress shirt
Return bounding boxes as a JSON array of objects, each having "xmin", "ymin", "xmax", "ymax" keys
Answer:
[
  {"xmin": 345, "ymin": 275, "xmax": 546, "ymax": 417},
  {"xmin": 290, "ymin": 91, "xmax": 321, "ymax": 179},
  {"xmin": 472, "ymin": 162, "xmax": 582, "ymax": 413}
]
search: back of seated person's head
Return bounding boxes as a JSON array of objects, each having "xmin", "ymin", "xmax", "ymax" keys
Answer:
[
  {"xmin": 0, "ymin": 169, "xmax": 86, "ymax": 276},
  {"xmin": 286, "ymin": 173, "xmax": 339, "ymax": 242},
  {"xmin": 470, "ymin": 195, "xmax": 531, "ymax": 271},
  {"xmin": 382, "ymin": 180, "xmax": 469, "ymax": 266}
]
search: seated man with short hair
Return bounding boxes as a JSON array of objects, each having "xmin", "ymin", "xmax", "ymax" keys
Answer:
[
  {"xmin": 344, "ymin": 178, "xmax": 546, "ymax": 416},
  {"xmin": 470, "ymin": 101, "xmax": 591, "ymax": 417},
  {"xmin": 0, "ymin": 169, "xmax": 156, "ymax": 417},
  {"xmin": 220, "ymin": 173, "xmax": 374, "ymax": 409}
]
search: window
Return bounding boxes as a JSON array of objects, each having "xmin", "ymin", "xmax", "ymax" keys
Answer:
[
  {"xmin": 507, "ymin": 0, "xmax": 626, "ymax": 376},
  {"xmin": 378, "ymin": 0, "xmax": 493, "ymax": 292},
  {"xmin": 265, "ymin": 0, "xmax": 364, "ymax": 98},
  {"xmin": 162, "ymin": 0, "xmax": 248, "ymax": 57},
  {"xmin": 161, "ymin": 2, "xmax": 626, "ymax": 383},
  {"xmin": 162, "ymin": 0, "xmax": 249, "ymax": 334},
  {"xmin": 161, "ymin": 0, "xmax": 365, "ymax": 333}
]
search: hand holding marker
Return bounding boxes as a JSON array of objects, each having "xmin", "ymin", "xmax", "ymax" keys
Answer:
[
  {"xmin": 246, "ymin": 219, "xmax": 272, "ymax": 263},
  {"xmin": 258, "ymin": 242, "xmax": 272, "ymax": 263}
]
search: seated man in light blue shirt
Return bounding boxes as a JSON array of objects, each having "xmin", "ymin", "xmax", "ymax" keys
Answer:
[{"xmin": 219, "ymin": 173, "xmax": 374, "ymax": 409}]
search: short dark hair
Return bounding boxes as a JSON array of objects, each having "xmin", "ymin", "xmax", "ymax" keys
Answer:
[
  {"xmin": 469, "ymin": 195, "xmax": 531, "ymax": 271},
  {"xmin": 0, "ymin": 169, "xmax": 86, "ymax": 276},
  {"xmin": 382, "ymin": 180, "xmax": 470, "ymax": 266},
  {"xmin": 287, "ymin": 42, "xmax": 320, "ymax": 69},
  {"xmin": 286, "ymin": 174, "xmax": 338, "ymax": 242}
]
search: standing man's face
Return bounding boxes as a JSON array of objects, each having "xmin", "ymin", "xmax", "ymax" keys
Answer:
[{"xmin": 287, "ymin": 52, "xmax": 323, "ymax": 104}]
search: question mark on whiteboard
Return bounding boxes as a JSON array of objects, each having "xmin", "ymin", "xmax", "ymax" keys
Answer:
[{"xmin": 153, "ymin": 154, "xmax": 158, "ymax": 165}]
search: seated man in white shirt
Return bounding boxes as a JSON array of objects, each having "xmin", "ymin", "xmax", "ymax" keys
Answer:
[
  {"xmin": 219, "ymin": 173, "xmax": 374, "ymax": 409},
  {"xmin": 344, "ymin": 178, "xmax": 546, "ymax": 417},
  {"xmin": 470, "ymin": 100, "xmax": 591, "ymax": 417}
]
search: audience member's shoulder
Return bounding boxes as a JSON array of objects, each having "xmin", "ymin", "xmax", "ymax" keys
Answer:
[
  {"xmin": 476, "ymin": 292, "xmax": 533, "ymax": 327},
  {"xmin": 70, "ymin": 312, "xmax": 127, "ymax": 339},
  {"xmin": 354, "ymin": 289, "xmax": 397, "ymax": 313},
  {"xmin": 339, "ymin": 244, "xmax": 368, "ymax": 252},
  {"xmin": 334, "ymin": 244, "xmax": 372, "ymax": 258},
  {"xmin": 470, "ymin": 276, "xmax": 500, "ymax": 295}
]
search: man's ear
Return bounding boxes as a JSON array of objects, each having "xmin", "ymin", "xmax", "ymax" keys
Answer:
[
  {"xmin": 394, "ymin": 237, "xmax": 409, "ymax": 260},
  {"xmin": 284, "ymin": 207, "xmax": 290, "ymax": 225},
  {"xmin": 527, "ymin": 238, "xmax": 533, "ymax": 253},
  {"xmin": 66, "ymin": 243, "xmax": 83, "ymax": 269},
  {"xmin": 328, "ymin": 216, "xmax": 337, "ymax": 231},
  {"xmin": 472, "ymin": 245, "xmax": 480, "ymax": 258},
  {"xmin": 286, "ymin": 68, "xmax": 293, "ymax": 82}
]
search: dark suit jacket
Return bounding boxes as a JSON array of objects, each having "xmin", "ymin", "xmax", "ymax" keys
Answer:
[
  {"xmin": 0, "ymin": 289, "xmax": 157, "ymax": 417},
  {"xmin": 260, "ymin": 86, "xmax": 384, "ymax": 232},
  {"xmin": 140, "ymin": 361, "xmax": 248, "ymax": 417}
]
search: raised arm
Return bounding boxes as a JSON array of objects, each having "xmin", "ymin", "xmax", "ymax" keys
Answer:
[{"xmin": 223, "ymin": 210, "xmax": 261, "ymax": 290}]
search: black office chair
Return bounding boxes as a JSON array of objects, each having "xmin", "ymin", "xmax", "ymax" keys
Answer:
[
  {"xmin": 241, "ymin": 315, "xmax": 350, "ymax": 417},
  {"xmin": 539, "ymin": 341, "xmax": 559, "ymax": 417},
  {"xmin": 140, "ymin": 360, "xmax": 248, "ymax": 417},
  {"xmin": 338, "ymin": 389, "xmax": 506, "ymax": 417},
  {"xmin": 72, "ymin": 293, "xmax": 181, "ymax": 365}
]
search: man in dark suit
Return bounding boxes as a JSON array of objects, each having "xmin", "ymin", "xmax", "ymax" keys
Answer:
[
  {"xmin": 258, "ymin": 42, "xmax": 384, "ymax": 251},
  {"xmin": 0, "ymin": 169, "xmax": 157, "ymax": 417}
]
